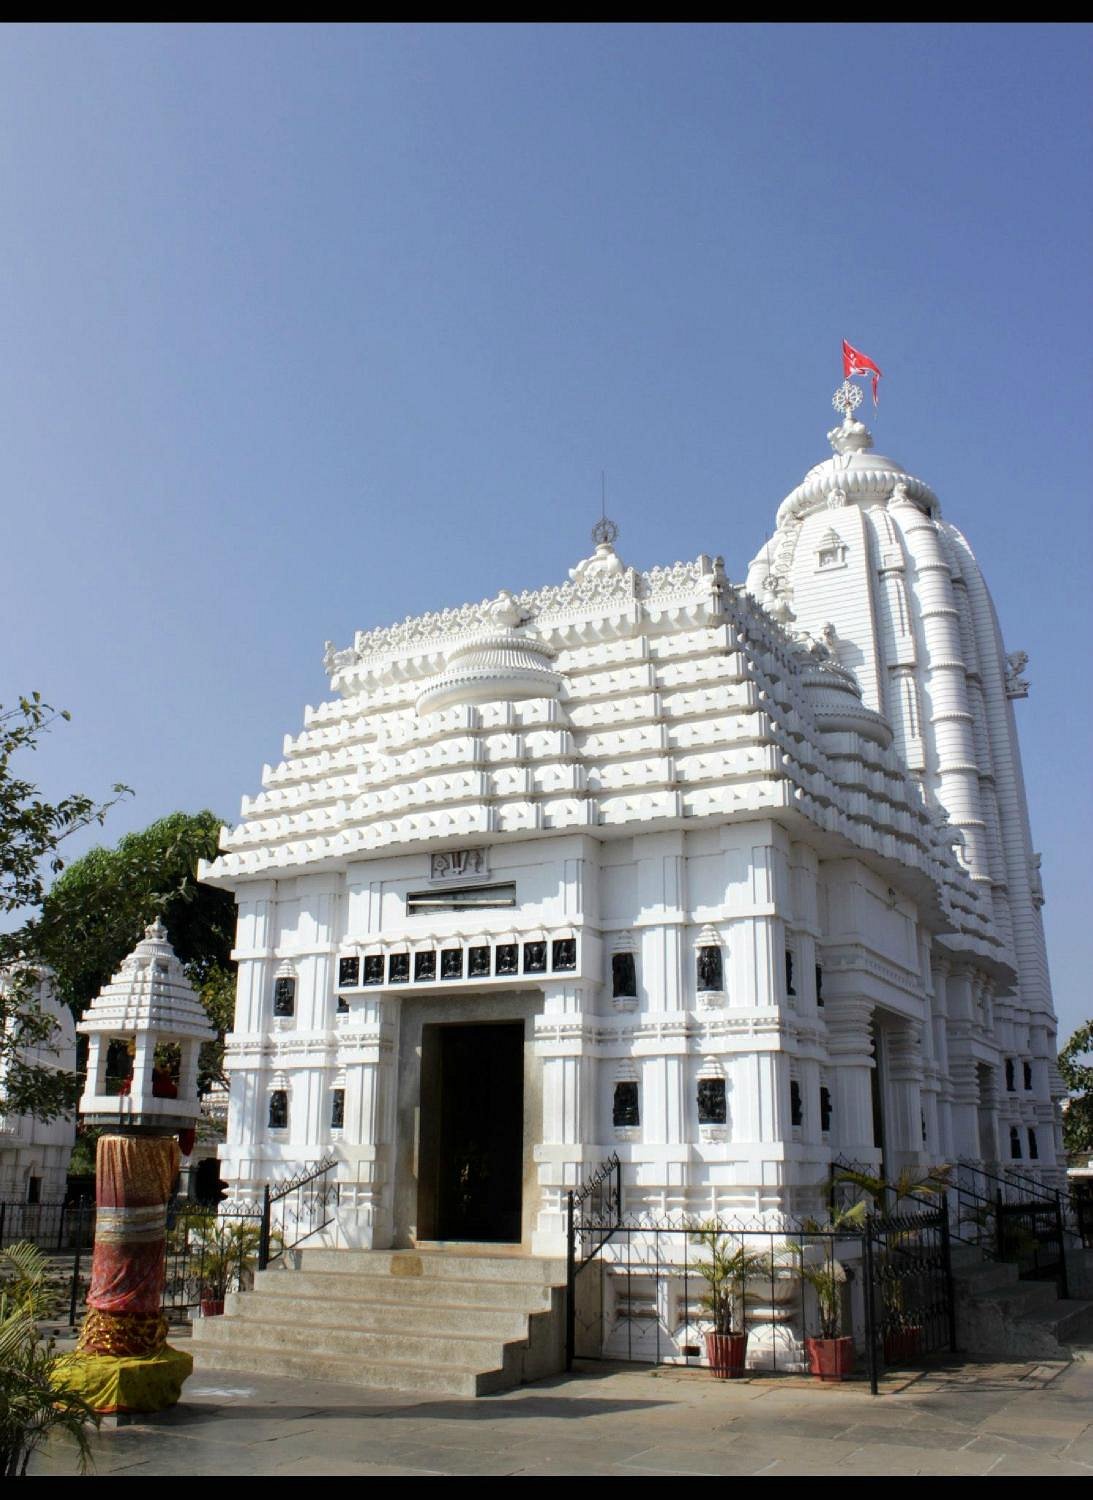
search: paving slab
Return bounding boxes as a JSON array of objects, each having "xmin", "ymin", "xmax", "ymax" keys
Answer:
[{"xmin": 28, "ymin": 1356, "xmax": 1093, "ymax": 1476}]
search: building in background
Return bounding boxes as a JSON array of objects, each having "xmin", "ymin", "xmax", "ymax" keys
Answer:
[{"xmin": 0, "ymin": 966, "xmax": 76, "ymax": 1203}]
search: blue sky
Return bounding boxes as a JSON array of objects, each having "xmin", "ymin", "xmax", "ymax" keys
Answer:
[{"xmin": 2, "ymin": 24, "xmax": 1089, "ymax": 1036}]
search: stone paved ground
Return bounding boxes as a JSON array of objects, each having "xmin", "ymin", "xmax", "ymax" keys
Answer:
[{"xmin": 31, "ymin": 1354, "xmax": 1093, "ymax": 1476}]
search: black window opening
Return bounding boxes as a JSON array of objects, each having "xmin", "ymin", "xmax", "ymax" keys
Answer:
[
  {"xmin": 268, "ymin": 1090, "xmax": 288, "ymax": 1129},
  {"xmin": 414, "ymin": 951, "xmax": 437, "ymax": 983},
  {"xmin": 363, "ymin": 955, "xmax": 385, "ymax": 986},
  {"xmin": 388, "ymin": 952, "xmax": 410, "ymax": 984},
  {"xmin": 552, "ymin": 938, "xmax": 576, "ymax": 971},
  {"xmin": 1023, "ymin": 1060, "xmax": 1033, "ymax": 1091},
  {"xmin": 697, "ymin": 1077, "xmax": 726, "ymax": 1125},
  {"xmin": 523, "ymin": 941, "xmax": 547, "ymax": 974},
  {"xmin": 815, "ymin": 964, "xmax": 824, "ymax": 1006},
  {"xmin": 790, "ymin": 1079, "xmax": 803, "ymax": 1128},
  {"xmin": 820, "ymin": 1086, "xmax": 832, "ymax": 1133},
  {"xmin": 696, "ymin": 945, "xmax": 723, "ymax": 993},
  {"xmin": 406, "ymin": 883, "xmax": 516, "ymax": 915},
  {"xmin": 27, "ymin": 1177, "xmax": 42, "ymax": 1205},
  {"xmin": 468, "ymin": 946, "xmax": 491, "ymax": 978},
  {"xmin": 495, "ymin": 943, "xmax": 518, "ymax": 976},
  {"xmin": 612, "ymin": 951, "xmax": 637, "ymax": 999},
  {"xmin": 785, "ymin": 950, "xmax": 796, "ymax": 997},
  {"xmin": 330, "ymin": 1088, "xmax": 345, "ymax": 1130},
  {"xmin": 613, "ymin": 1081, "xmax": 640, "ymax": 1128},
  {"xmin": 338, "ymin": 956, "xmax": 360, "ymax": 989},
  {"xmin": 1028, "ymin": 1127, "xmax": 1039, "ymax": 1160},
  {"xmin": 336, "ymin": 993, "xmax": 349, "ymax": 1014},
  {"xmin": 1005, "ymin": 1058, "xmax": 1016, "ymax": 1092},
  {"xmin": 274, "ymin": 977, "xmax": 296, "ymax": 1017},
  {"xmin": 441, "ymin": 948, "xmax": 464, "ymax": 981},
  {"xmin": 1010, "ymin": 1125, "xmax": 1022, "ymax": 1159}
]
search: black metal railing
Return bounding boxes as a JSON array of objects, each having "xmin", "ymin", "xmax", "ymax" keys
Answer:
[
  {"xmin": 0, "ymin": 1196, "xmax": 96, "ymax": 1253},
  {"xmin": 565, "ymin": 1164, "xmax": 954, "ymax": 1395},
  {"xmin": 940, "ymin": 1159, "xmax": 1072, "ymax": 1297},
  {"xmin": 162, "ymin": 1204, "xmax": 264, "ymax": 1318},
  {"xmin": 257, "ymin": 1157, "xmax": 340, "ymax": 1270},
  {"xmin": 566, "ymin": 1153, "xmax": 622, "ymax": 1369}
]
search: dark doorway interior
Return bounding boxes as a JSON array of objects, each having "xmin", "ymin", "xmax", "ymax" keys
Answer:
[{"xmin": 418, "ymin": 1021, "xmax": 524, "ymax": 1243}]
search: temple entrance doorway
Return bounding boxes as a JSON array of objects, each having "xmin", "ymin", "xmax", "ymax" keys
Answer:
[{"xmin": 417, "ymin": 1021, "xmax": 524, "ymax": 1243}]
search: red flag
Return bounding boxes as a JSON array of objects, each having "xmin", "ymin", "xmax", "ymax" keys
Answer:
[{"xmin": 842, "ymin": 340, "xmax": 882, "ymax": 406}]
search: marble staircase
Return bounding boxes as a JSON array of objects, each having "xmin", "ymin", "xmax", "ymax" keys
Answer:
[{"xmin": 190, "ymin": 1246, "xmax": 568, "ymax": 1396}]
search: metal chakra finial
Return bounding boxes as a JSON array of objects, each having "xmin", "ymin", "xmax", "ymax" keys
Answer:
[
  {"xmin": 592, "ymin": 515, "xmax": 619, "ymax": 548},
  {"xmin": 832, "ymin": 380, "xmax": 863, "ymax": 420},
  {"xmin": 592, "ymin": 469, "xmax": 618, "ymax": 548}
]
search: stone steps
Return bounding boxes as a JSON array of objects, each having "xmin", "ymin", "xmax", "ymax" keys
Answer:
[
  {"xmin": 226, "ymin": 1290, "xmax": 533, "ymax": 1339},
  {"xmin": 191, "ymin": 1246, "xmax": 567, "ymax": 1397},
  {"xmin": 952, "ymin": 1249, "xmax": 1093, "ymax": 1360},
  {"xmin": 248, "ymin": 1268, "xmax": 555, "ymax": 1311}
]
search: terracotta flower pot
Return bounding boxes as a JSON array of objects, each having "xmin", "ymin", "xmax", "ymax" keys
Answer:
[
  {"xmin": 705, "ymin": 1331, "xmax": 748, "ymax": 1379},
  {"xmin": 200, "ymin": 1297, "xmax": 225, "ymax": 1317},
  {"xmin": 805, "ymin": 1335, "xmax": 855, "ymax": 1381},
  {"xmin": 883, "ymin": 1325, "xmax": 923, "ymax": 1365}
]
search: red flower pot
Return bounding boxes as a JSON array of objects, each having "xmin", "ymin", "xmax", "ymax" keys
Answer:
[
  {"xmin": 705, "ymin": 1331, "xmax": 748, "ymax": 1379},
  {"xmin": 200, "ymin": 1298, "xmax": 225, "ymax": 1317},
  {"xmin": 883, "ymin": 1326, "xmax": 923, "ymax": 1365},
  {"xmin": 806, "ymin": 1335, "xmax": 855, "ymax": 1381}
]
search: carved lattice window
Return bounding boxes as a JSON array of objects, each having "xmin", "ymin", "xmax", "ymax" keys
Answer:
[
  {"xmin": 523, "ymin": 941, "xmax": 547, "ymax": 974},
  {"xmin": 697, "ymin": 1077, "xmax": 726, "ymax": 1125},
  {"xmin": 468, "ymin": 946, "xmax": 491, "ymax": 978},
  {"xmin": 388, "ymin": 953, "xmax": 410, "ymax": 984},
  {"xmin": 268, "ymin": 1090, "xmax": 288, "ymax": 1129},
  {"xmin": 338, "ymin": 957, "xmax": 359, "ymax": 989},
  {"xmin": 613, "ymin": 1082, "xmax": 640, "ymax": 1128},
  {"xmin": 363, "ymin": 955, "xmax": 385, "ymax": 986},
  {"xmin": 441, "ymin": 948, "xmax": 464, "ymax": 981},
  {"xmin": 273, "ymin": 977, "xmax": 296, "ymax": 1017},
  {"xmin": 414, "ymin": 951, "xmax": 437, "ymax": 983},
  {"xmin": 330, "ymin": 1089, "xmax": 345, "ymax": 1130}
]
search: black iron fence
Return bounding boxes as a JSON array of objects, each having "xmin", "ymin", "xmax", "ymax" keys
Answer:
[
  {"xmin": 163, "ymin": 1204, "xmax": 264, "ymax": 1319},
  {"xmin": 567, "ymin": 1159, "xmax": 955, "ymax": 1395}
]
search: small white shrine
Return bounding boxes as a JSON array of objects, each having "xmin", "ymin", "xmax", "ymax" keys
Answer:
[
  {"xmin": 201, "ymin": 393, "xmax": 1062, "ymax": 1272},
  {"xmin": 78, "ymin": 919, "xmax": 215, "ymax": 1133}
]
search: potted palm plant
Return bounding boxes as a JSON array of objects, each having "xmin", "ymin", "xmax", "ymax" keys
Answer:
[
  {"xmin": 690, "ymin": 1228, "xmax": 768, "ymax": 1379},
  {"xmin": 799, "ymin": 1253, "xmax": 854, "ymax": 1380},
  {"xmin": 171, "ymin": 1212, "xmax": 264, "ymax": 1317}
]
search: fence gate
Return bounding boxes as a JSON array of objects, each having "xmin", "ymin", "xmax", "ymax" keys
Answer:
[{"xmin": 864, "ymin": 1201, "xmax": 956, "ymax": 1394}]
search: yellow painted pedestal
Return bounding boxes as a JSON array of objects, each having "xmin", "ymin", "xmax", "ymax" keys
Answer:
[{"xmin": 52, "ymin": 1344, "xmax": 194, "ymax": 1416}]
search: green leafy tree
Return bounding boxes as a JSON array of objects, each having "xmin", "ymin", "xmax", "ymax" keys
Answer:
[
  {"xmin": 1059, "ymin": 1020, "xmax": 1093, "ymax": 1158},
  {"xmin": 37, "ymin": 810, "xmax": 237, "ymax": 1094},
  {"xmin": 0, "ymin": 695, "xmax": 129, "ymax": 1122}
]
